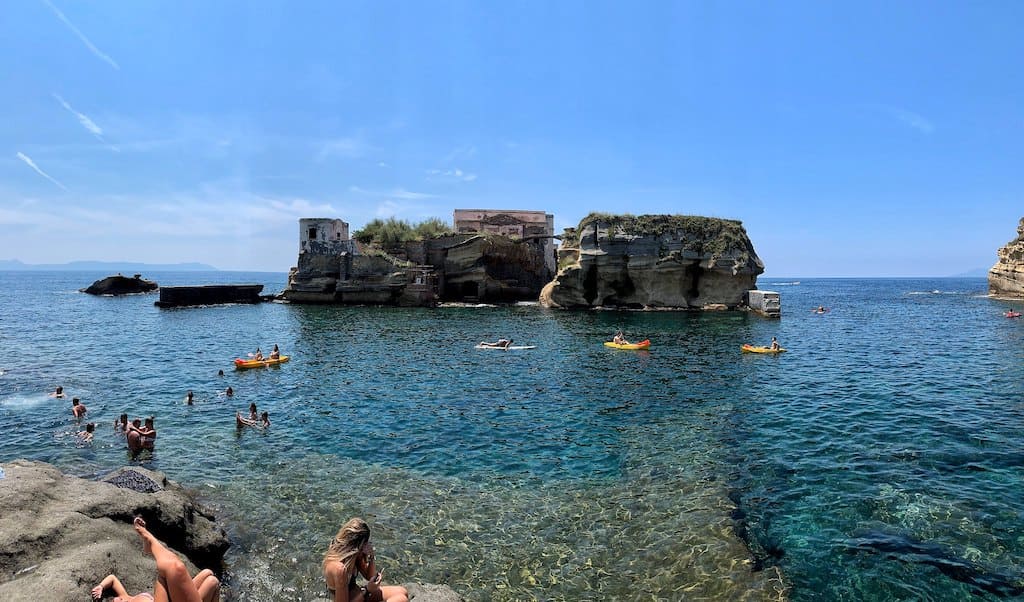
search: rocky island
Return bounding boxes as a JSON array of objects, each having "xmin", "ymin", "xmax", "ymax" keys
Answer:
[
  {"xmin": 540, "ymin": 213, "xmax": 764, "ymax": 309},
  {"xmin": 989, "ymin": 217, "xmax": 1024, "ymax": 298},
  {"xmin": 284, "ymin": 212, "xmax": 555, "ymax": 306},
  {"xmin": 81, "ymin": 274, "xmax": 158, "ymax": 296}
]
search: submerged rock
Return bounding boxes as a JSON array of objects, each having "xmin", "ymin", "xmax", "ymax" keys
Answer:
[
  {"xmin": 0, "ymin": 460, "xmax": 227, "ymax": 601},
  {"xmin": 989, "ymin": 217, "xmax": 1024, "ymax": 298},
  {"xmin": 540, "ymin": 213, "xmax": 764, "ymax": 309},
  {"xmin": 81, "ymin": 274, "xmax": 158, "ymax": 295}
]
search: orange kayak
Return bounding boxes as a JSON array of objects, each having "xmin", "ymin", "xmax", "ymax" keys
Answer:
[
  {"xmin": 234, "ymin": 355, "xmax": 290, "ymax": 369},
  {"xmin": 604, "ymin": 339, "xmax": 651, "ymax": 350}
]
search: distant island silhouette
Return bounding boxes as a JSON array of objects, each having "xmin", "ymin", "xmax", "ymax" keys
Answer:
[{"xmin": 0, "ymin": 259, "xmax": 218, "ymax": 271}]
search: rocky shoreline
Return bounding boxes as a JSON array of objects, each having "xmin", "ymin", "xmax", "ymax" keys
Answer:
[{"xmin": 0, "ymin": 460, "xmax": 462, "ymax": 602}]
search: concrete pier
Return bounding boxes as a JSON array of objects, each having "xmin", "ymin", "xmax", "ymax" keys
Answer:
[{"xmin": 154, "ymin": 284, "xmax": 264, "ymax": 307}]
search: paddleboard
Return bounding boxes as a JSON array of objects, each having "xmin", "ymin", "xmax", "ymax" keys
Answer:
[{"xmin": 475, "ymin": 344, "xmax": 536, "ymax": 350}]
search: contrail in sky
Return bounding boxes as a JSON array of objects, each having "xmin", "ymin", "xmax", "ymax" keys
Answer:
[
  {"xmin": 53, "ymin": 93, "xmax": 108, "ymax": 143},
  {"xmin": 41, "ymin": 0, "xmax": 121, "ymax": 70},
  {"xmin": 16, "ymin": 152, "xmax": 69, "ymax": 191}
]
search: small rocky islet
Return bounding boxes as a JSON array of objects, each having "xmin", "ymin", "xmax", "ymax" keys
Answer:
[{"xmin": 284, "ymin": 211, "xmax": 765, "ymax": 309}]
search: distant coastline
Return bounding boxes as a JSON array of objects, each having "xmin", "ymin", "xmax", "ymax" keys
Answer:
[{"xmin": 0, "ymin": 259, "xmax": 218, "ymax": 271}]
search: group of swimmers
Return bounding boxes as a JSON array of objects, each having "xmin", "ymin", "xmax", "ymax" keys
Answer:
[
  {"xmin": 90, "ymin": 515, "xmax": 408, "ymax": 602},
  {"xmin": 53, "ymin": 351, "xmax": 276, "ymax": 455}
]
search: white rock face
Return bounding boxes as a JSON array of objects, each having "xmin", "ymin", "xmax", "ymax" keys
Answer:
[{"xmin": 989, "ymin": 218, "xmax": 1024, "ymax": 299}]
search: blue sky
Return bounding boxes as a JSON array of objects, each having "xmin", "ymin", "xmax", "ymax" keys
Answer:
[{"xmin": 2, "ymin": 1, "xmax": 1022, "ymax": 274}]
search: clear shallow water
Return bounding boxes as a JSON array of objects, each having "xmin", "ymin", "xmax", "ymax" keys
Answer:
[{"xmin": 1, "ymin": 272, "xmax": 1021, "ymax": 600}]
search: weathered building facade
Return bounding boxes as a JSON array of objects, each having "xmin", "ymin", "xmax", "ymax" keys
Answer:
[{"xmin": 453, "ymin": 209, "xmax": 557, "ymax": 276}]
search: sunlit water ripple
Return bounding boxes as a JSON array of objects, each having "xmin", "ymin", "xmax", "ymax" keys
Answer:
[{"xmin": 1, "ymin": 272, "xmax": 1021, "ymax": 600}]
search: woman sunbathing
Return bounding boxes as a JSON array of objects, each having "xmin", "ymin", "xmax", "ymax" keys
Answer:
[{"xmin": 91, "ymin": 517, "xmax": 220, "ymax": 602}]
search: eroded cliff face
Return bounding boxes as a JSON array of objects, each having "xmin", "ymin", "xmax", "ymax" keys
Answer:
[
  {"xmin": 989, "ymin": 217, "xmax": 1024, "ymax": 298},
  {"xmin": 540, "ymin": 214, "xmax": 764, "ymax": 309}
]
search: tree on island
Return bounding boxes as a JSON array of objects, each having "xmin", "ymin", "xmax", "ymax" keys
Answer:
[{"xmin": 354, "ymin": 217, "xmax": 453, "ymax": 246}]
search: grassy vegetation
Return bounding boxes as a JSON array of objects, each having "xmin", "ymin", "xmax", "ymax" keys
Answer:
[
  {"xmin": 577, "ymin": 212, "xmax": 753, "ymax": 260},
  {"xmin": 354, "ymin": 217, "xmax": 454, "ymax": 246}
]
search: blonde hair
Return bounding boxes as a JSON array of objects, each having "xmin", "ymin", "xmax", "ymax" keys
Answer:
[{"xmin": 323, "ymin": 517, "xmax": 370, "ymax": 574}]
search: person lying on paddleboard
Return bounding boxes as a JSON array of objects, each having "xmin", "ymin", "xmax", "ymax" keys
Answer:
[
  {"xmin": 237, "ymin": 410, "xmax": 270, "ymax": 429},
  {"xmin": 480, "ymin": 338, "xmax": 513, "ymax": 349}
]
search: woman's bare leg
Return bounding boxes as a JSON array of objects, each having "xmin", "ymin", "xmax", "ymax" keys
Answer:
[
  {"xmin": 133, "ymin": 517, "xmax": 203, "ymax": 602},
  {"xmin": 193, "ymin": 569, "xmax": 221, "ymax": 602},
  {"xmin": 380, "ymin": 585, "xmax": 409, "ymax": 602}
]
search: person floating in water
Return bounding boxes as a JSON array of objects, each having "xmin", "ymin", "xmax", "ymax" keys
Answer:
[
  {"xmin": 50, "ymin": 385, "xmax": 65, "ymax": 398},
  {"xmin": 813, "ymin": 305, "xmax": 828, "ymax": 314},
  {"xmin": 225, "ymin": 386, "xmax": 234, "ymax": 397},
  {"xmin": 247, "ymin": 403, "xmax": 258, "ymax": 422},
  {"xmin": 770, "ymin": 336, "xmax": 781, "ymax": 351},
  {"xmin": 479, "ymin": 338, "xmax": 513, "ymax": 349},
  {"xmin": 78, "ymin": 422, "xmax": 96, "ymax": 443},
  {"xmin": 71, "ymin": 397, "xmax": 87, "ymax": 419}
]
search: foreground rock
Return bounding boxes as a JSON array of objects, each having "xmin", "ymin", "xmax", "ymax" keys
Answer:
[
  {"xmin": 81, "ymin": 274, "xmax": 158, "ymax": 295},
  {"xmin": 989, "ymin": 217, "xmax": 1024, "ymax": 298},
  {"xmin": 0, "ymin": 460, "xmax": 227, "ymax": 602},
  {"xmin": 541, "ymin": 213, "xmax": 764, "ymax": 309}
]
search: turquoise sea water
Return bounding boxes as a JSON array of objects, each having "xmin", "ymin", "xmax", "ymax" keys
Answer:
[{"xmin": 1, "ymin": 272, "xmax": 1022, "ymax": 600}]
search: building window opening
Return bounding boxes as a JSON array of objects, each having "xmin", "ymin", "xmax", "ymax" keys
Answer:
[{"xmin": 308, "ymin": 228, "xmax": 317, "ymax": 240}]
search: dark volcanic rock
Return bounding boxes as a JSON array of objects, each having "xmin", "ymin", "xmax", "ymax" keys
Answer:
[
  {"xmin": 0, "ymin": 460, "xmax": 227, "ymax": 602},
  {"xmin": 81, "ymin": 274, "xmax": 158, "ymax": 295}
]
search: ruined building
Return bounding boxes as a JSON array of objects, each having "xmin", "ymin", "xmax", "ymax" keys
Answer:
[{"xmin": 283, "ymin": 211, "xmax": 556, "ymax": 305}]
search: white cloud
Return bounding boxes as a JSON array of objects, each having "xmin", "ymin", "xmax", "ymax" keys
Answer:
[
  {"xmin": 316, "ymin": 137, "xmax": 367, "ymax": 161},
  {"xmin": 426, "ymin": 167, "xmax": 477, "ymax": 182},
  {"xmin": 15, "ymin": 152, "xmax": 68, "ymax": 191},
  {"xmin": 42, "ymin": 0, "xmax": 120, "ymax": 70},
  {"xmin": 443, "ymin": 145, "xmax": 478, "ymax": 163},
  {"xmin": 349, "ymin": 186, "xmax": 436, "ymax": 200},
  {"xmin": 870, "ymin": 105, "xmax": 935, "ymax": 134}
]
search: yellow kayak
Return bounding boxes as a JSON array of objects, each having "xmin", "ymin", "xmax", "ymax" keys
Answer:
[
  {"xmin": 604, "ymin": 339, "xmax": 651, "ymax": 350},
  {"xmin": 741, "ymin": 345, "xmax": 786, "ymax": 354},
  {"xmin": 234, "ymin": 355, "xmax": 290, "ymax": 369}
]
